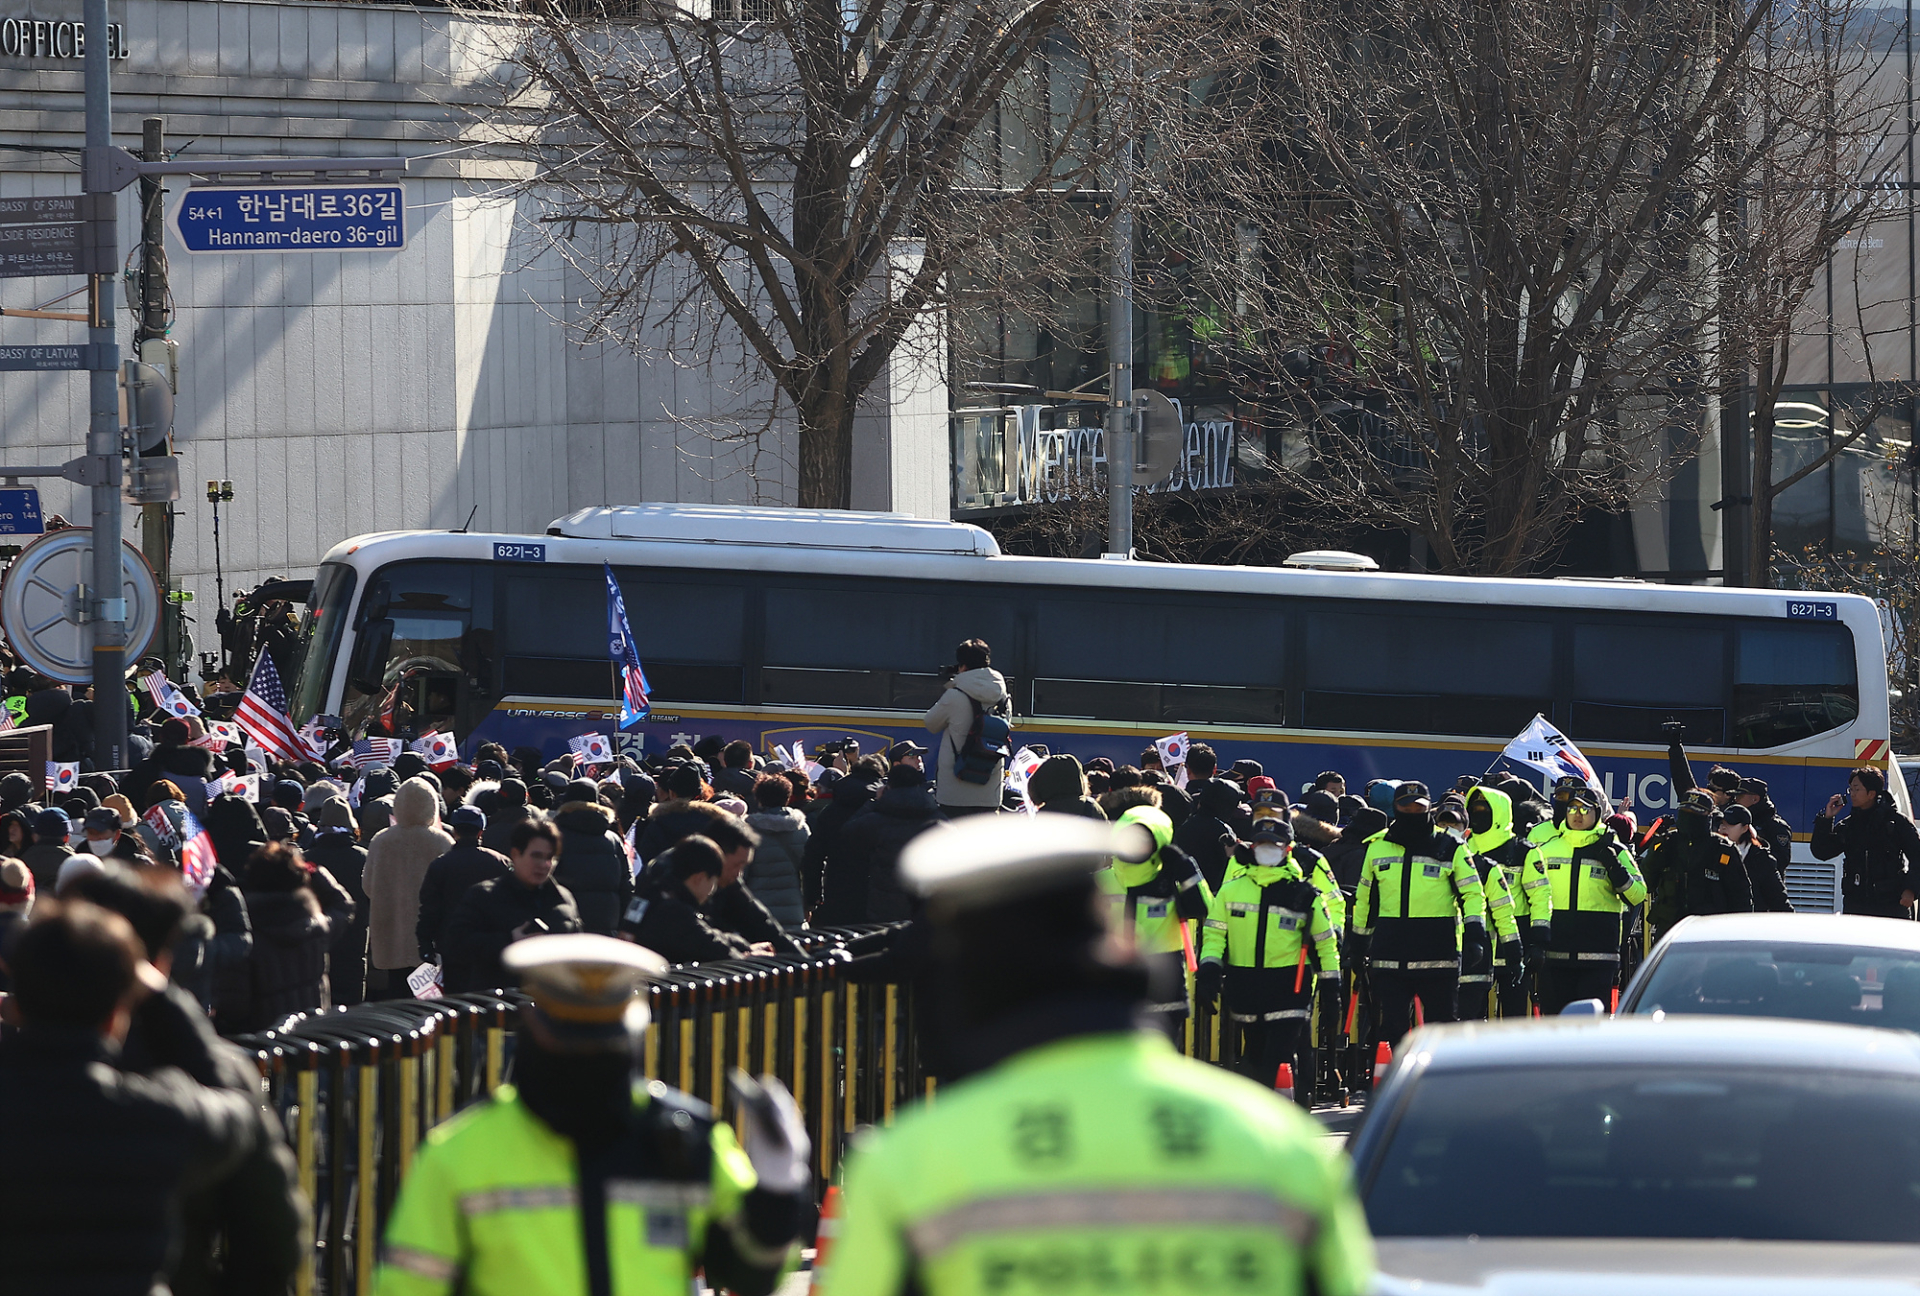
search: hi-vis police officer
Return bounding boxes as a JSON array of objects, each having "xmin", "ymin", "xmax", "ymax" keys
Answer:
[
  {"xmin": 1095, "ymin": 787, "xmax": 1212, "ymax": 1035},
  {"xmin": 1463, "ymin": 786, "xmax": 1551, "ymax": 1019},
  {"xmin": 1437, "ymin": 801, "xmax": 1522, "ymax": 1022},
  {"xmin": 373, "ymin": 934, "xmax": 805, "ymax": 1296},
  {"xmin": 821, "ymin": 814, "xmax": 1374, "ymax": 1296},
  {"xmin": 1197, "ymin": 812, "xmax": 1341, "ymax": 1095},
  {"xmin": 1353, "ymin": 782, "xmax": 1488, "ymax": 1041},
  {"xmin": 1536, "ymin": 785, "xmax": 1648, "ymax": 1015}
]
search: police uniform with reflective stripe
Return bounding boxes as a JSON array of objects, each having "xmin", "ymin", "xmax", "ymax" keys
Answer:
[
  {"xmin": 1535, "ymin": 824, "xmax": 1648, "ymax": 1014},
  {"xmin": 1456, "ymin": 851, "xmax": 1520, "ymax": 996},
  {"xmin": 373, "ymin": 1080, "xmax": 769, "ymax": 1296},
  {"xmin": 819, "ymin": 1031, "xmax": 1374, "ymax": 1296},
  {"xmin": 1201, "ymin": 855, "xmax": 1341, "ymax": 1088},
  {"xmin": 1352, "ymin": 831, "xmax": 1486, "ymax": 972},
  {"xmin": 1096, "ymin": 803, "xmax": 1211, "ymax": 1020},
  {"xmin": 1463, "ymin": 787, "xmax": 1552, "ymax": 1019}
]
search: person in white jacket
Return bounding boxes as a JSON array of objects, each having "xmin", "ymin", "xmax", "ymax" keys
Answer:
[{"xmin": 922, "ymin": 638, "xmax": 1010, "ymax": 816}]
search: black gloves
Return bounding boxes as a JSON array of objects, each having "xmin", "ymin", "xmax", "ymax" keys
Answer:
[
  {"xmin": 1197, "ymin": 961, "xmax": 1224, "ymax": 1003},
  {"xmin": 1349, "ymin": 933, "xmax": 1371, "ymax": 969},
  {"xmin": 1495, "ymin": 941, "xmax": 1525, "ymax": 989},
  {"xmin": 1461, "ymin": 924, "xmax": 1490, "ymax": 975},
  {"xmin": 1524, "ymin": 925, "xmax": 1549, "ymax": 969},
  {"xmin": 1606, "ymin": 857, "xmax": 1633, "ymax": 893}
]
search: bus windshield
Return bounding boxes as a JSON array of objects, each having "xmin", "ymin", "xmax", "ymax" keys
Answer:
[{"xmin": 292, "ymin": 562, "xmax": 356, "ymax": 725}]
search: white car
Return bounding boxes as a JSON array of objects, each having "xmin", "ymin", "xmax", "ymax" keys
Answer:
[
  {"xmin": 1618, "ymin": 911, "xmax": 1920, "ymax": 1027},
  {"xmin": 1352, "ymin": 1015, "xmax": 1920, "ymax": 1292}
]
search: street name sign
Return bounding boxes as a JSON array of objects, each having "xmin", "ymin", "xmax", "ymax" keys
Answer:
[
  {"xmin": 171, "ymin": 184, "xmax": 406, "ymax": 254},
  {"xmin": 0, "ymin": 193, "xmax": 113, "ymax": 277}
]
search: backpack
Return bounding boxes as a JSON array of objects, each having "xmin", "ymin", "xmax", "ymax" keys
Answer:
[{"xmin": 951, "ymin": 692, "xmax": 1012, "ymax": 784}]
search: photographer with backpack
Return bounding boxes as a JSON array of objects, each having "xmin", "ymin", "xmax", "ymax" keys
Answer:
[{"xmin": 924, "ymin": 638, "xmax": 1012, "ymax": 817}]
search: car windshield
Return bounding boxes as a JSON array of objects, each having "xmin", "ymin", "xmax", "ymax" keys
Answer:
[
  {"xmin": 1627, "ymin": 940, "xmax": 1920, "ymax": 1029},
  {"xmin": 1365, "ymin": 1066, "xmax": 1920, "ymax": 1241}
]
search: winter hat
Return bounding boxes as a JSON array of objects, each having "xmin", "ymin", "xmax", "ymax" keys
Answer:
[
  {"xmin": 0, "ymin": 858, "xmax": 32, "ymax": 913},
  {"xmin": 32, "ymin": 808, "xmax": 69, "ymax": 839},
  {"xmin": 145, "ymin": 779, "xmax": 185, "ymax": 805},
  {"xmin": 476, "ymin": 759, "xmax": 505, "ymax": 781},
  {"xmin": 1301, "ymin": 791, "xmax": 1340, "ymax": 824},
  {"xmin": 1026, "ymin": 755, "xmax": 1088, "ymax": 807},
  {"xmin": 665, "ymin": 766, "xmax": 707, "ymax": 800},
  {"xmin": 564, "ymin": 779, "xmax": 601, "ymax": 806},
  {"xmin": 159, "ymin": 718, "xmax": 192, "ymax": 746},
  {"xmin": 0, "ymin": 771, "xmax": 33, "ymax": 810},
  {"xmin": 303, "ymin": 780, "xmax": 345, "ymax": 815},
  {"xmin": 259, "ymin": 806, "xmax": 297, "ymax": 842},
  {"xmin": 1335, "ymin": 794, "xmax": 1366, "ymax": 823},
  {"xmin": 317, "ymin": 798, "xmax": 356, "ymax": 833},
  {"xmin": 498, "ymin": 778, "xmax": 529, "ymax": 807},
  {"xmin": 448, "ymin": 805, "xmax": 486, "ymax": 833},
  {"xmin": 273, "ymin": 779, "xmax": 307, "ymax": 810},
  {"xmin": 714, "ymin": 795, "xmax": 750, "ymax": 816},
  {"xmin": 1244, "ymin": 776, "xmax": 1278, "ymax": 799},
  {"xmin": 101, "ymin": 794, "xmax": 137, "ymax": 827},
  {"xmin": 392, "ymin": 752, "xmax": 428, "ymax": 780}
]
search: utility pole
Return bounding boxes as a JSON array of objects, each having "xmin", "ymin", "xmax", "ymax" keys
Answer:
[
  {"xmin": 136, "ymin": 116, "xmax": 177, "ymax": 674},
  {"xmin": 83, "ymin": 0, "xmax": 127, "ymax": 770},
  {"xmin": 1104, "ymin": 0, "xmax": 1135, "ymax": 562}
]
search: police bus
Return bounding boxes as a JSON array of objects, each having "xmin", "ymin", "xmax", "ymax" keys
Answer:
[{"xmin": 289, "ymin": 504, "xmax": 1893, "ymax": 909}]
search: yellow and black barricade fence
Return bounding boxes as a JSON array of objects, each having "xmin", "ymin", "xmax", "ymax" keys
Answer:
[{"xmin": 227, "ymin": 924, "xmax": 916, "ymax": 1294}]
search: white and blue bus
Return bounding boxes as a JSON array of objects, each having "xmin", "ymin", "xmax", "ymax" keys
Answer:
[{"xmin": 290, "ymin": 504, "xmax": 1894, "ymax": 908}]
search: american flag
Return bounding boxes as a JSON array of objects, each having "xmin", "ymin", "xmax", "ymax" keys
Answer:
[
  {"xmin": 177, "ymin": 806, "xmax": 218, "ymax": 900},
  {"xmin": 348, "ymin": 736, "xmax": 402, "ymax": 770},
  {"xmin": 234, "ymin": 653, "xmax": 307, "ymax": 763},
  {"xmin": 0, "ymin": 704, "xmax": 16, "ymax": 734},
  {"xmin": 143, "ymin": 670, "xmax": 201, "ymax": 719},
  {"xmin": 605, "ymin": 562, "xmax": 652, "ymax": 727}
]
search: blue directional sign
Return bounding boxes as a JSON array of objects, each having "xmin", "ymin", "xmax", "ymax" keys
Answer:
[
  {"xmin": 0, "ymin": 488, "xmax": 43, "ymax": 535},
  {"xmin": 171, "ymin": 184, "xmax": 405, "ymax": 255}
]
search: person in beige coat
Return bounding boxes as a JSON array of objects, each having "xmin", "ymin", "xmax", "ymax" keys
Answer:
[
  {"xmin": 922, "ymin": 638, "xmax": 1011, "ymax": 816},
  {"xmin": 360, "ymin": 778, "xmax": 453, "ymax": 997}
]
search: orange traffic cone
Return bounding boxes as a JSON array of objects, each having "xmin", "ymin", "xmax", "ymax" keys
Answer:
[
  {"xmin": 1274, "ymin": 1062, "xmax": 1295, "ymax": 1104},
  {"xmin": 809, "ymin": 1185, "xmax": 841, "ymax": 1292},
  {"xmin": 1372, "ymin": 1040, "xmax": 1393, "ymax": 1084}
]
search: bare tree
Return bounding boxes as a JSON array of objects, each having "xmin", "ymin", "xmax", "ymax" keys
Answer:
[
  {"xmin": 1135, "ymin": 0, "xmax": 1908, "ymax": 575},
  {"xmin": 462, "ymin": 0, "xmax": 1116, "ymax": 507}
]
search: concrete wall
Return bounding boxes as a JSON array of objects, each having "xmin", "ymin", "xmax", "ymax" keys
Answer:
[{"xmin": 0, "ymin": 0, "xmax": 947, "ymax": 653}]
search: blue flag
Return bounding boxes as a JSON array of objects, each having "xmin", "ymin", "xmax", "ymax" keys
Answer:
[{"xmin": 606, "ymin": 562, "xmax": 652, "ymax": 728}]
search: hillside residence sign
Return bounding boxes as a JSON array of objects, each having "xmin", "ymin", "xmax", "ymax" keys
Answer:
[{"xmin": 2, "ymin": 17, "xmax": 128, "ymax": 59}]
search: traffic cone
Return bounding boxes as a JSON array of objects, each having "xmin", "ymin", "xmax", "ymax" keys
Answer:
[
  {"xmin": 1372, "ymin": 1040, "xmax": 1393, "ymax": 1084},
  {"xmin": 1275, "ymin": 1062, "xmax": 1295, "ymax": 1104},
  {"xmin": 809, "ymin": 1185, "xmax": 841, "ymax": 1292}
]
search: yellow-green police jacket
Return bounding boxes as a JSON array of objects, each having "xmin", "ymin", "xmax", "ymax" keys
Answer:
[
  {"xmin": 1201, "ymin": 858, "xmax": 1341, "ymax": 979},
  {"xmin": 819, "ymin": 1030, "xmax": 1374, "ymax": 1296},
  {"xmin": 373, "ymin": 1080, "xmax": 780, "ymax": 1296},
  {"xmin": 1096, "ymin": 804, "xmax": 1208, "ymax": 957},
  {"xmin": 1353, "ymin": 825, "xmax": 1487, "ymax": 970},
  {"xmin": 1536, "ymin": 824, "xmax": 1649, "ymax": 961},
  {"xmin": 1466, "ymin": 787, "xmax": 1552, "ymax": 938}
]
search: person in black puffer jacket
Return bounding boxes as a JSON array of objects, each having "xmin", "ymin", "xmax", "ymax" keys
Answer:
[
  {"xmin": 203, "ymin": 794, "xmax": 269, "ymax": 876},
  {"xmin": 155, "ymin": 738, "xmax": 220, "ymax": 815},
  {"xmin": 416, "ymin": 806, "xmax": 512, "ymax": 962},
  {"xmin": 1173, "ymin": 776, "xmax": 1243, "ymax": 893},
  {"xmin": 635, "ymin": 765, "xmax": 718, "ymax": 864},
  {"xmin": 480, "ymin": 778, "xmax": 535, "ymax": 854},
  {"xmin": 1325, "ymin": 805, "xmax": 1386, "ymax": 895},
  {"xmin": 620, "ymin": 836, "xmax": 756, "ymax": 964},
  {"xmin": 240, "ymin": 842, "xmax": 333, "ymax": 1029},
  {"xmin": 821, "ymin": 764, "xmax": 948, "ymax": 924},
  {"xmin": 551, "ymin": 787, "xmax": 633, "ymax": 936},
  {"xmin": 307, "ymin": 798, "xmax": 370, "ymax": 1005},
  {"xmin": 1027, "ymin": 754, "xmax": 1106, "ymax": 820},
  {"xmin": 1812, "ymin": 767, "xmax": 1920, "ymax": 918},
  {"xmin": 800, "ymin": 756, "xmax": 886, "ymax": 915},
  {"xmin": 124, "ymin": 717, "xmax": 187, "ymax": 812},
  {"xmin": 442, "ymin": 817, "xmax": 583, "ymax": 993}
]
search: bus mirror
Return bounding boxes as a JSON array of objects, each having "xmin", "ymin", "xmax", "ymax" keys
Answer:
[{"xmin": 349, "ymin": 620, "xmax": 394, "ymax": 694}]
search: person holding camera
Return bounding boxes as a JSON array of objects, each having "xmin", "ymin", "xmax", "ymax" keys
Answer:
[
  {"xmin": 441, "ymin": 817, "xmax": 583, "ymax": 993},
  {"xmin": 922, "ymin": 639, "xmax": 1010, "ymax": 818},
  {"xmin": 1811, "ymin": 767, "xmax": 1920, "ymax": 919}
]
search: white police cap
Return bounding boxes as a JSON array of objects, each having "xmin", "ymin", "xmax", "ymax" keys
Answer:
[
  {"xmin": 900, "ymin": 812, "xmax": 1155, "ymax": 910},
  {"xmin": 503, "ymin": 933, "xmax": 669, "ymax": 1047}
]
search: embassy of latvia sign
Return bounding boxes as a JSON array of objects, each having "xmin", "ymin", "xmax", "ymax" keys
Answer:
[{"xmin": 171, "ymin": 184, "xmax": 405, "ymax": 255}]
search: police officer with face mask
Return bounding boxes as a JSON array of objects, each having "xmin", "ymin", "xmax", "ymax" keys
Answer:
[
  {"xmin": 1352, "ymin": 782, "xmax": 1487, "ymax": 1042},
  {"xmin": 1198, "ymin": 814, "xmax": 1341, "ymax": 1096}
]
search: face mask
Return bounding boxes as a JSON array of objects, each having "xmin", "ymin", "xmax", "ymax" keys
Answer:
[
  {"xmin": 84, "ymin": 836, "xmax": 112, "ymax": 854},
  {"xmin": 1253, "ymin": 844, "xmax": 1286, "ymax": 865},
  {"xmin": 1467, "ymin": 805, "xmax": 1493, "ymax": 834},
  {"xmin": 1443, "ymin": 826, "xmax": 1468, "ymax": 843}
]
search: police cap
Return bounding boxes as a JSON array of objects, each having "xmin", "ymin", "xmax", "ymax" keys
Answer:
[
  {"xmin": 900, "ymin": 812, "xmax": 1153, "ymax": 912},
  {"xmin": 1392, "ymin": 781, "xmax": 1432, "ymax": 809},
  {"xmin": 1678, "ymin": 789, "xmax": 1718, "ymax": 817},
  {"xmin": 503, "ymin": 933, "xmax": 668, "ymax": 1052},
  {"xmin": 1250, "ymin": 813, "xmax": 1294, "ymax": 845}
]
